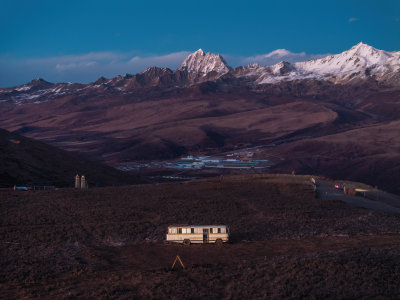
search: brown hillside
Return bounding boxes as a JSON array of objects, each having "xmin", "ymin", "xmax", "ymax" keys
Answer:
[
  {"xmin": 0, "ymin": 128, "xmax": 145, "ymax": 187},
  {"xmin": 270, "ymin": 120, "xmax": 400, "ymax": 195}
]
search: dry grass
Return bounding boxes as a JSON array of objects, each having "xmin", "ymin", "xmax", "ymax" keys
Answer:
[{"xmin": 1, "ymin": 174, "xmax": 400, "ymax": 298}]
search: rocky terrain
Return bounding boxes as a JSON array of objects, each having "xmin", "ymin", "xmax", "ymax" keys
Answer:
[{"xmin": 1, "ymin": 174, "xmax": 400, "ymax": 298}]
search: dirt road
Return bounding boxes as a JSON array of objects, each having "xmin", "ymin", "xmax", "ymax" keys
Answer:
[{"xmin": 315, "ymin": 179, "xmax": 400, "ymax": 214}]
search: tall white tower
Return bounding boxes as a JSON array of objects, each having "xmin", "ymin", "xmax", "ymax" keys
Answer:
[
  {"xmin": 75, "ymin": 174, "xmax": 80, "ymax": 189},
  {"xmin": 81, "ymin": 175, "xmax": 86, "ymax": 189}
]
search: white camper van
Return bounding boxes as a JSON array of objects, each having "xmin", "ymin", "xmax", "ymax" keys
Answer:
[{"xmin": 166, "ymin": 225, "xmax": 229, "ymax": 244}]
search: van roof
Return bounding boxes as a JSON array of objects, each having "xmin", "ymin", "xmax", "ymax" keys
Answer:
[{"xmin": 168, "ymin": 225, "xmax": 227, "ymax": 228}]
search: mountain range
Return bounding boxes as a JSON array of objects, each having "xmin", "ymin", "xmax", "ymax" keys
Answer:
[
  {"xmin": 0, "ymin": 42, "xmax": 399, "ymax": 194},
  {"xmin": 0, "ymin": 42, "xmax": 399, "ymax": 104}
]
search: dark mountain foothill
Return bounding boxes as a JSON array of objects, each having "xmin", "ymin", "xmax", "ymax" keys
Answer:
[{"xmin": 0, "ymin": 128, "xmax": 145, "ymax": 187}]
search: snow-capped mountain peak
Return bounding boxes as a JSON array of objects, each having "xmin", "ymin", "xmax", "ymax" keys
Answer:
[
  {"xmin": 270, "ymin": 61, "xmax": 294, "ymax": 75},
  {"xmin": 194, "ymin": 48, "xmax": 205, "ymax": 55},
  {"xmin": 28, "ymin": 78, "xmax": 52, "ymax": 86},
  {"xmin": 243, "ymin": 42, "xmax": 400, "ymax": 85},
  {"xmin": 346, "ymin": 42, "xmax": 390, "ymax": 64},
  {"xmin": 178, "ymin": 49, "xmax": 230, "ymax": 75},
  {"xmin": 289, "ymin": 42, "xmax": 399, "ymax": 82},
  {"xmin": 349, "ymin": 41, "xmax": 377, "ymax": 52}
]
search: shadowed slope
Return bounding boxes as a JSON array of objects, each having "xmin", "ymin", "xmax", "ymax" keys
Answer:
[{"xmin": 0, "ymin": 128, "xmax": 145, "ymax": 187}]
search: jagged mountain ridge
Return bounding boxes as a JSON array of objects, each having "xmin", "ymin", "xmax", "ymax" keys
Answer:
[
  {"xmin": 236, "ymin": 42, "xmax": 400, "ymax": 84},
  {"xmin": 178, "ymin": 49, "xmax": 230, "ymax": 75},
  {"xmin": 0, "ymin": 42, "xmax": 399, "ymax": 104}
]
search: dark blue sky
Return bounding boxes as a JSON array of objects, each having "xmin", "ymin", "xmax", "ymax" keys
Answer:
[{"xmin": 1, "ymin": 0, "xmax": 399, "ymax": 87}]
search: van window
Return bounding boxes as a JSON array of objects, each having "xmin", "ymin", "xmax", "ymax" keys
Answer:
[
  {"xmin": 191, "ymin": 228, "xmax": 194, "ymax": 234},
  {"xmin": 178, "ymin": 228, "xmax": 182, "ymax": 234},
  {"xmin": 218, "ymin": 228, "xmax": 221, "ymax": 233},
  {"xmin": 210, "ymin": 228, "xmax": 213, "ymax": 233}
]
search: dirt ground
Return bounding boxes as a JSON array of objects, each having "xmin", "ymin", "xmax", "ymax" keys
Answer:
[{"xmin": 1, "ymin": 174, "xmax": 400, "ymax": 299}]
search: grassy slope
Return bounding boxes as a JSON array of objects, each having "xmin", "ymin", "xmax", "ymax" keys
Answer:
[{"xmin": 0, "ymin": 128, "xmax": 145, "ymax": 187}]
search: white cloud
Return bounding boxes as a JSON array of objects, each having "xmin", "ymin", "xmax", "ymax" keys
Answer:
[
  {"xmin": 348, "ymin": 17, "xmax": 359, "ymax": 23},
  {"xmin": 226, "ymin": 49, "xmax": 327, "ymax": 67},
  {"xmin": 0, "ymin": 49, "xmax": 328, "ymax": 87},
  {"xmin": 27, "ymin": 51, "xmax": 123, "ymax": 65},
  {"xmin": 128, "ymin": 52, "xmax": 189, "ymax": 64},
  {"xmin": 127, "ymin": 51, "xmax": 190, "ymax": 68},
  {"xmin": 0, "ymin": 51, "xmax": 190, "ymax": 87},
  {"xmin": 55, "ymin": 61, "xmax": 97, "ymax": 71}
]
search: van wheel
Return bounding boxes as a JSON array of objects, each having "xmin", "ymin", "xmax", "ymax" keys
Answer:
[
  {"xmin": 183, "ymin": 239, "xmax": 191, "ymax": 245},
  {"xmin": 215, "ymin": 238, "xmax": 223, "ymax": 245}
]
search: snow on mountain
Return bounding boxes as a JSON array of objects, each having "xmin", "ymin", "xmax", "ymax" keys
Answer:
[
  {"xmin": 0, "ymin": 78, "xmax": 88, "ymax": 105},
  {"xmin": 253, "ymin": 43, "xmax": 400, "ymax": 84},
  {"xmin": 1, "ymin": 43, "xmax": 399, "ymax": 105},
  {"xmin": 294, "ymin": 42, "xmax": 397, "ymax": 80},
  {"xmin": 14, "ymin": 85, "xmax": 32, "ymax": 92},
  {"xmin": 178, "ymin": 49, "xmax": 230, "ymax": 75}
]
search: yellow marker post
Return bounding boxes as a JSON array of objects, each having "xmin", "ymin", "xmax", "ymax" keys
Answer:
[{"xmin": 171, "ymin": 255, "xmax": 185, "ymax": 269}]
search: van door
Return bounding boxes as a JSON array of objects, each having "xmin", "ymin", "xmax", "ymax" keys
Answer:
[{"xmin": 203, "ymin": 228, "xmax": 209, "ymax": 243}]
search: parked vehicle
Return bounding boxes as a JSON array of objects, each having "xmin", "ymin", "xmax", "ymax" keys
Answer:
[
  {"xmin": 166, "ymin": 225, "xmax": 229, "ymax": 244},
  {"xmin": 334, "ymin": 184, "xmax": 344, "ymax": 190},
  {"xmin": 13, "ymin": 186, "xmax": 30, "ymax": 191}
]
